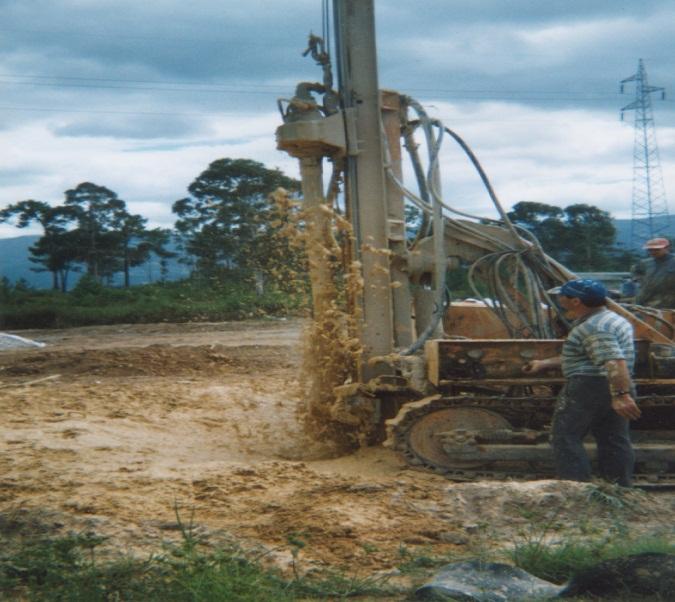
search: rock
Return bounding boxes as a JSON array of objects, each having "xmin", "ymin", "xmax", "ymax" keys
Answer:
[
  {"xmin": 415, "ymin": 559, "xmax": 562, "ymax": 601},
  {"xmin": 559, "ymin": 553, "xmax": 675, "ymax": 598},
  {"xmin": 414, "ymin": 554, "xmax": 675, "ymax": 600}
]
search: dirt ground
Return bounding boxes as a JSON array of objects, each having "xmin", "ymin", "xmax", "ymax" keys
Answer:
[{"xmin": 1, "ymin": 319, "xmax": 674, "ymax": 585}]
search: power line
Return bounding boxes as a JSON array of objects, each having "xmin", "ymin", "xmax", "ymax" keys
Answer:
[
  {"xmin": 0, "ymin": 105, "xmax": 637, "ymax": 124},
  {"xmin": 0, "ymin": 105, "xmax": 265, "ymax": 117},
  {"xmin": 1, "ymin": 73, "xmax": 674, "ymax": 105},
  {"xmin": 0, "ymin": 73, "xmax": 287, "ymax": 90},
  {"xmin": 5, "ymin": 79, "xmax": 674, "ymax": 104},
  {"xmin": 0, "ymin": 27, "xmax": 285, "ymax": 45},
  {"xmin": 0, "ymin": 79, "xmax": 286, "ymax": 95}
]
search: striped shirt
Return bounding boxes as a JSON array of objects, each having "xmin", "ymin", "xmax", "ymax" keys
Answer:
[{"xmin": 561, "ymin": 308, "xmax": 635, "ymax": 378}]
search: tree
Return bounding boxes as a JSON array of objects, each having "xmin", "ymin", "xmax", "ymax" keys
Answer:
[
  {"xmin": 507, "ymin": 201, "xmax": 567, "ymax": 257},
  {"xmin": 241, "ymin": 187, "xmax": 308, "ymax": 296},
  {"xmin": 172, "ymin": 158, "xmax": 300, "ymax": 276},
  {"xmin": 2, "ymin": 186, "xmax": 175, "ymax": 290},
  {"xmin": 563, "ymin": 204, "xmax": 616, "ymax": 269},
  {"xmin": 28, "ymin": 231, "xmax": 82, "ymax": 292},
  {"xmin": 64, "ymin": 182, "xmax": 127, "ymax": 280},
  {"xmin": 145, "ymin": 228, "xmax": 176, "ymax": 283},
  {"xmin": 0, "ymin": 200, "xmax": 78, "ymax": 291},
  {"xmin": 508, "ymin": 201, "xmax": 618, "ymax": 270},
  {"xmin": 110, "ymin": 215, "xmax": 175, "ymax": 287}
]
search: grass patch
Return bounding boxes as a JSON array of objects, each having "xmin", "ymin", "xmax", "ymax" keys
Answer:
[
  {"xmin": 396, "ymin": 544, "xmax": 462, "ymax": 576},
  {"xmin": 0, "ymin": 276, "xmax": 308, "ymax": 329},
  {"xmin": 507, "ymin": 483, "xmax": 675, "ymax": 585},
  {"xmin": 511, "ymin": 534, "xmax": 675, "ymax": 585},
  {"xmin": 0, "ymin": 509, "xmax": 400, "ymax": 601},
  {"xmin": 0, "ymin": 531, "xmax": 297, "ymax": 601}
]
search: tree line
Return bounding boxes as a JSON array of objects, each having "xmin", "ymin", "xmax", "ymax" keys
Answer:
[
  {"xmin": 0, "ymin": 158, "xmax": 301, "ymax": 292},
  {"xmin": 506, "ymin": 201, "xmax": 636, "ymax": 271},
  {"xmin": 1, "ymin": 156, "xmax": 632, "ymax": 293}
]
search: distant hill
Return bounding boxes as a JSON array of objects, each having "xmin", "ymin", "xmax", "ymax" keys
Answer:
[
  {"xmin": 1, "ymin": 218, "xmax": 673, "ymax": 289},
  {"xmin": 0, "ymin": 234, "xmax": 190, "ymax": 289}
]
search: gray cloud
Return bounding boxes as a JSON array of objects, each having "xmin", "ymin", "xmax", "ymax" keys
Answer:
[
  {"xmin": 376, "ymin": 2, "xmax": 675, "ymax": 121},
  {"xmin": 0, "ymin": 0, "xmax": 673, "ymax": 235},
  {"xmin": 1, "ymin": 1, "xmax": 318, "ymax": 81},
  {"xmin": 51, "ymin": 114, "xmax": 206, "ymax": 139},
  {"xmin": 2, "ymin": 1, "xmax": 673, "ymax": 122},
  {"xmin": 0, "ymin": 166, "xmax": 45, "ymax": 187},
  {"xmin": 130, "ymin": 137, "xmax": 254, "ymax": 152}
]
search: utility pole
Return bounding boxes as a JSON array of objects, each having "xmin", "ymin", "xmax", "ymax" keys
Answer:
[{"xmin": 621, "ymin": 59, "xmax": 670, "ymax": 248}]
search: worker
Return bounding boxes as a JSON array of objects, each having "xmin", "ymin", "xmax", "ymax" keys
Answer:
[
  {"xmin": 632, "ymin": 237, "xmax": 675, "ymax": 308},
  {"xmin": 523, "ymin": 279, "xmax": 641, "ymax": 486}
]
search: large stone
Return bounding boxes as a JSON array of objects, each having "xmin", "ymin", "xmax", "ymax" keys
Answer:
[
  {"xmin": 416, "ymin": 554, "xmax": 675, "ymax": 600},
  {"xmin": 415, "ymin": 559, "xmax": 562, "ymax": 601}
]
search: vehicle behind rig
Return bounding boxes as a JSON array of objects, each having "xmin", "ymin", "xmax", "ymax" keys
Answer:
[{"xmin": 276, "ymin": 0, "xmax": 675, "ymax": 486}]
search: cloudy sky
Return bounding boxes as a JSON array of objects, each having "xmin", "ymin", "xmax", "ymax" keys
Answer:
[{"xmin": 1, "ymin": 0, "xmax": 674, "ymax": 239}]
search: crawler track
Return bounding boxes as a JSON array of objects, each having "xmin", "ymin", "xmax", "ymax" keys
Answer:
[{"xmin": 385, "ymin": 394, "xmax": 675, "ymax": 488}]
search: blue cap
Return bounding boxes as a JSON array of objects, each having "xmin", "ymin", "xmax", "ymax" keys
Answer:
[{"xmin": 548, "ymin": 279, "xmax": 607, "ymax": 304}]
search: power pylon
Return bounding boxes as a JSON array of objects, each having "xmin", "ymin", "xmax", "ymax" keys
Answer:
[{"xmin": 620, "ymin": 59, "xmax": 670, "ymax": 249}]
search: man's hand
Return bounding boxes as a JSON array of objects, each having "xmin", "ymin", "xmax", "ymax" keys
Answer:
[{"xmin": 612, "ymin": 394, "xmax": 641, "ymax": 420}]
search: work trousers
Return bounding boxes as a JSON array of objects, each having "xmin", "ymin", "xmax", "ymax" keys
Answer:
[{"xmin": 551, "ymin": 375, "xmax": 635, "ymax": 487}]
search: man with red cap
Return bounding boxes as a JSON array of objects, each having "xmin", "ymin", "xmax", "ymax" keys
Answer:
[{"xmin": 633, "ymin": 237, "xmax": 675, "ymax": 308}]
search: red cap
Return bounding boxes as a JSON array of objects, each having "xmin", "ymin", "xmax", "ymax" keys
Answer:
[{"xmin": 643, "ymin": 237, "xmax": 671, "ymax": 249}]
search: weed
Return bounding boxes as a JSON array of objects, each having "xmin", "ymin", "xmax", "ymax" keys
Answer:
[
  {"xmin": 0, "ymin": 277, "xmax": 307, "ymax": 329},
  {"xmin": 285, "ymin": 531, "xmax": 308, "ymax": 580},
  {"xmin": 0, "ymin": 509, "xmax": 402, "ymax": 601},
  {"xmin": 292, "ymin": 569, "xmax": 398, "ymax": 599},
  {"xmin": 397, "ymin": 545, "xmax": 461, "ymax": 576},
  {"xmin": 361, "ymin": 542, "xmax": 379, "ymax": 555},
  {"xmin": 504, "ymin": 485, "xmax": 675, "ymax": 587}
]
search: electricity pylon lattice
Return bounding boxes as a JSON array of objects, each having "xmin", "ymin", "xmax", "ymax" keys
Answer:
[{"xmin": 620, "ymin": 59, "xmax": 670, "ymax": 248}]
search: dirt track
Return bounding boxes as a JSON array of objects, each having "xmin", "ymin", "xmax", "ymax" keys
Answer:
[{"xmin": 1, "ymin": 319, "xmax": 674, "ymax": 584}]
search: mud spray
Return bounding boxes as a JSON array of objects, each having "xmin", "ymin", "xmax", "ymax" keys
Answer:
[{"xmin": 270, "ymin": 183, "xmax": 368, "ymax": 453}]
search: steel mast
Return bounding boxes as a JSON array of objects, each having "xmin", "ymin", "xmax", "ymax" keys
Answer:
[{"xmin": 621, "ymin": 59, "xmax": 670, "ymax": 248}]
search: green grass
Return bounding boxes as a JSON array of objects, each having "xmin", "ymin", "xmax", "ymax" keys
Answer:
[
  {"xmin": 507, "ymin": 483, "xmax": 675, "ymax": 585},
  {"xmin": 510, "ymin": 533, "xmax": 675, "ymax": 585},
  {"xmin": 0, "ymin": 530, "xmax": 295, "ymax": 601},
  {"xmin": 0, "ymin": 276, "xmax": 308, "ymax": 329},
  {"xmin": 396, "ymin": 544, "xmax": 461, "ymax": 576},
  {"xmin": 0, "ymin": 509, "xmax": 399, "ymax": 601},
  {"xmin": 2, "ymin": 500, "xmax": 673, "ymax": 601}
]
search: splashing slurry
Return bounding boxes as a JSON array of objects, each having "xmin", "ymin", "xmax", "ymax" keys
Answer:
[{"xmin": 271, "ymin": 185, "xmax": 366, "ymax": 452}]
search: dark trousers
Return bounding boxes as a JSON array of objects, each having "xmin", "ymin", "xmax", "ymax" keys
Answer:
[{"xmin": 552, "ymin": 375, "xmax": 635, "ymax": 487}]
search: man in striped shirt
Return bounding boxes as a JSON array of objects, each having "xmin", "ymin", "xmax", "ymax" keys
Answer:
[{"xmin": 523, "ymin": 279, "xmax": 641, "ymax": 486}]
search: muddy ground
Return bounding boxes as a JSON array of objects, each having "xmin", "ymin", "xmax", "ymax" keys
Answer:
[{"xmin": 1, "ymin": 319, "xmax": 674, "ymax": 589}]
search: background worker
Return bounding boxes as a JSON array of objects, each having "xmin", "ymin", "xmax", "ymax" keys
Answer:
[
  {"xmin": 523, "ymin": 279, "xmax": 641, "ymax": 486},
  {"xmin": 632, "ymin": 237, "xmax": 675, "ymax": 308}
]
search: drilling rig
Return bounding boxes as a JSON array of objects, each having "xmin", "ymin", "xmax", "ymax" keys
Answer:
[{"xmin": 276, "ymin": 0, "xmax": 675, "ymax": 485}]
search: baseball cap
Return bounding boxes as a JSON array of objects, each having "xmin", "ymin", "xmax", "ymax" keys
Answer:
[
  {"xmin": 548, "ymin": 279, "xmax": 607, "ymax": 304},
  {"xmin": 643, "ymin": 237, "xmax": 671, "ymax": 249}
]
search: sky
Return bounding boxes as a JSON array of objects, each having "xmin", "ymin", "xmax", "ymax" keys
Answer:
[{"xmin": 1, "ymin": 0, "xmax": 674, "ymax": 239}]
